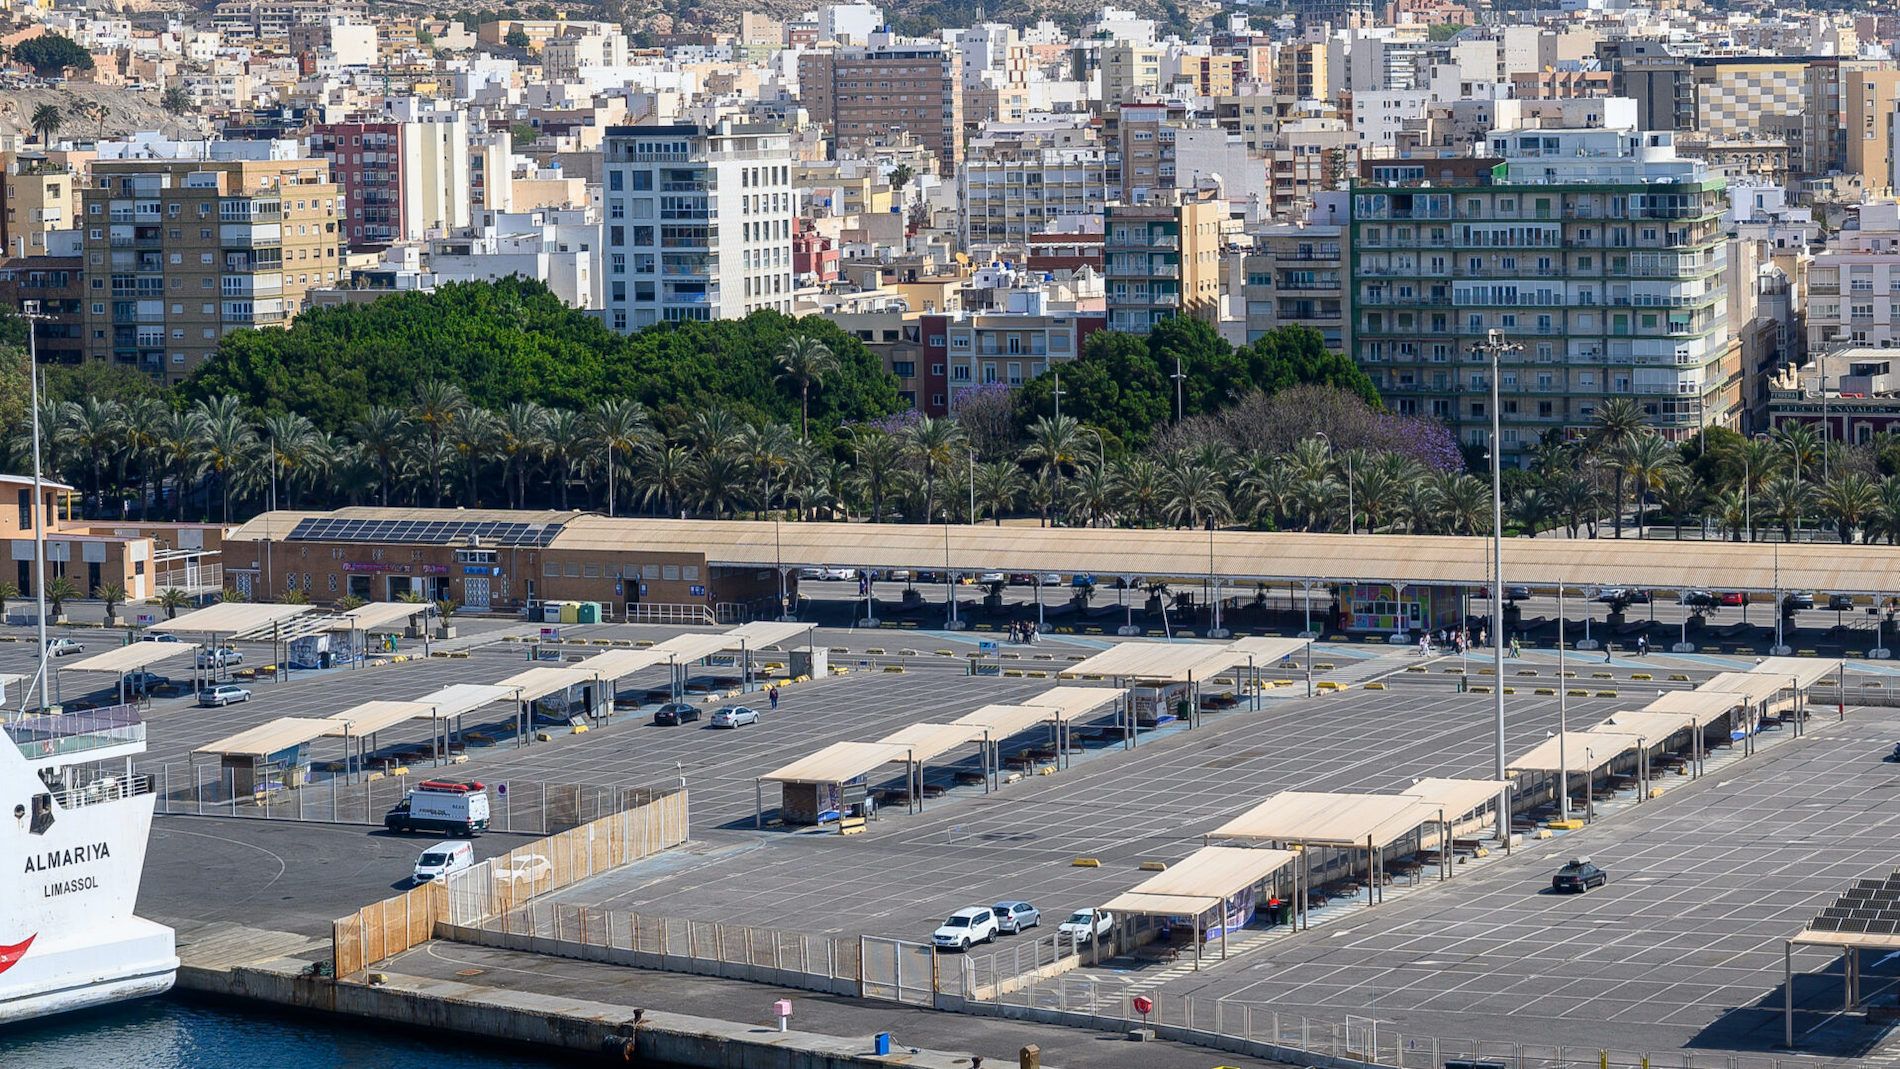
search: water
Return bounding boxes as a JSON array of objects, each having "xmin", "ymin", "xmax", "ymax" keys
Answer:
[{"xmin": 0, "ymin": 996, "xmax": 590, "ymax": 1069}]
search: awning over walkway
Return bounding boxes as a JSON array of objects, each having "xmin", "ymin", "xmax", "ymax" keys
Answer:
[
  {"xmin": 578, "ymin": 648, "xmax": 673, "ymax": 679},
  {"xmin": 723, "ymin": 621, "xmax": 816, "ymax": 648},
  {"xmin": 149, "ymin": 602, "xmax": 313, "ymax": 635},
  {"xmin": 1596, "ymin": 710, "xmax": 1702, "ymax": 740},
  {"xmin": 1208, "ymin": 791, "xmax": 1439, "ymax": 849},
  {"xmin": 1643, "ymin": 689, "xmax": 1748, "ymax": 719},
  {"xmin": 1750, "ymin": 657, "xmax": 1836, "ymax": 689},
  {"xmin": 952, "ymin": 703, "xmax": 1061, "ymax": 738},
  {"xmin": 652, "ymin": 632, "xmax": 738, "ymax": 663},
  {"xmin": 61, "ymin": 641, "xmax": 201, "ymax": 675},
  {"xmin": 1102, "ymin": 846, "xmax": 1299, "ymax": 917},
  {"xmin": 1698, "ymin": 672, "xmax": 1793, "ymax": 706},
  {"xmin": 759, "ymin": 741, "xmax": 913, "ymax": 785},
  {"xmin": 418, "ymin": 682, "xmax": 519, "ymax": 719},
  {"xmin": 322, "ymin": 699, "xmax": 437, "ymax": 737},
  {"xmin": 1224, "ymin": 637, "xmax": 1309, "ymax": 664},
  {"xmin": 194, "ymin": 717, "xmax": 331, "ymax": 758},
  {"xmin": 1064, "ymin": 641, "xmax": 1238, "ymax": 682},
  {"xmin": 1018, "ymin": 685, "xmax": 1125, "ymax": 719},
  {"xmin": 875, "ymin": 723, "xmax": 985, "ymax": 762}
]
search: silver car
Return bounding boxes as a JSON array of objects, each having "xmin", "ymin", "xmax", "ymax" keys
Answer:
[
  {"xmin": 991, "ymin": 901, "xmax": 1041, "ymax": 934},
  {"xmin": 711, "ymin": 706, "xmax": 759, "ymax": 728}
]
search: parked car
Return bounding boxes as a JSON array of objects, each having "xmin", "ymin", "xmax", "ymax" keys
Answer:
[
  {"xmin": 711, "ymin": 706, "xmax": 760, "ymax": 729},
  {"xmin": 1830, "ymin": 593, "xmax": 1859, "ymax": 612},
  {"xmin": 1504, "ymin": 585, "xmax": 1533, "ymax": 602},
  {"xmin": 991, "ymin": 901, "xmax": 1041, "ymax": 934},
  {"xmin": 412, "ymin": 840, "xmax": 474, "ymax": 884},
  {"xmin": 45, "ymin": 637, "xmax": 85, "ymax": 657},
  {"xmin": 196, "ymin": 646, "xmax": 244, "ymax": 668},
  {"xmin": 884, "ymin": 569, "xmax": 913, "ymax": 582},
  {"xmin": 1783, "ymin": 592, "xmax": 1816, "ymax": 612},
  {"xmin": 1551, "ymin": 857, "xmax": 1608, "ymax": 894},
  {"xmin": 1885, "ymin": 743, "xmax": 1900, "ymax": 763},
  {"xmin": 1720, "ymin": 591, "xmax": 1748, "ymax": 606},
  {"xmin": 932, "ymin": 907, "xmax": 1000, "ymax": 950},
  {"xmin": 915, "ymin": 570, "xmax": 943, "ymax": 584},
  {"xmin": 820, "ymin": 567, "xmax": 858, "ymax": 581},
  {"xmin": 121, "ymin": 670, "xmax": 170, "ymax": 695},
  {"xmin": 1071, "ymin": 574, "xmax": 1097, "ymax": 589},
  {"xmin": 978, "ymin": 572, "xmax": 1006, "ymax": 584},
  {"xmin": 1679, "ymin": 590, "xmax": 1717, "ymax": 608},
  {"xmin": 652, "ymin": 702, "xmax": 701, "ymax": 726},
  {"xmin": 139, "ymin": 633, "xmax": 184, "ymax": 643},
  {"xmin": 1058, "ymin": 909, "xmax": 1114, "ymax": 944},
  {"xmin": 494, "ymin": 854, "xmax": 552, "ymax": 885},
  {"xmin": 197, "ymin": 684, "xmax": 252, "ymax": 707},
  {"xmin": 1625, "ymin": 589, "xmax": 1651, "ymax": 604},
  {"xmin": 1589, "ymin": 587, "xmax": 1627, "ymax": 604}
]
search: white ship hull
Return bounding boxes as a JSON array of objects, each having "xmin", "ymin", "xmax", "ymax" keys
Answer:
[{"xmin": 2, "ymin": 707, "xmax": 179, "ymax": 1026}]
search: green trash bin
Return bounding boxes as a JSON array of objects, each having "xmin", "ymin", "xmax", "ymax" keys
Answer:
[{"xmin": 577, "ymin": 601, "xmax": 601, "ymax": 624}]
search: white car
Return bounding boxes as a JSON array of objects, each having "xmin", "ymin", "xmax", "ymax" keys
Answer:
[
  {"xmin": 978, "ymin": 572, "xmax": 1006, "ymax": 584},
  {"xmin": 932, "ymin": 906, "xmax": 1000, "ymax": 951},
  {"xmin": 1058, "ymin": 909, "xmax": 1114, "ymax": 944},
  {"xmin": 197, "ymin": 684, "xmax": 252, "ymax": 707},
  {"xmin": 820, "ymin": 567, "xmax": 858, "ymax": 581},
  {"xmin": 711, "ymin": 706, "xmax": 760, "ymax": 728},
  {"xmin": 493, "ymin": 854, "xmax": 551, "ymax": 885},
  {"xmin": 46, "ymin": 638, "xmax": 85, "ymax": 657},
  {"xmin": 196, "ymin": 647, "xmax": 244, "ymax": 668}
]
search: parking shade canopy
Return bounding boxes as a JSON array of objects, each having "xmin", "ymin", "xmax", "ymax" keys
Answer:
[
  {"xmin": 578, "ymin": 648, "xmax": 673, "ymax": 679},
  {"xmin": 651, "ymin": 632, "xmax": 738, "ymax": 664},
  {"xmin": 1101, "ymin": 845, "xmax": 1301, "ymax": 918},
  {"xmin": 497, "ymin": 665, "xmax": 601, "ymax": 702},
  {"xmin": 722, "ymin": 621, "xmax": 816, "ymax": 648},
  {"xmin": 1223, "ymin": 637, "xmax": 1310, "ymax": 665},
  {"xmin": 1018, "ymin": 685, "xmax": 1125, "ymax": 720},
  {"xmin": 1595, "ymin": 709, "xmax": 1702, "ymax": 740},
  {"xmin": 60, "ymin": 641, "xmax": 201, "ymax": 675},
  {"xmin": 1749, "ymin": 656, "xmax": 1836, "ymax": 689},
  {"xmin": 1208, "ymin": 791, "xmax": 1441, "ymax": 849},
  {"xmin": 1398, "ymin": 777, "xmax": 1511, "ymax": 818},
  {"xmin": 148, "ymin": 602, "xmax": 315, "ymax": 636},
  {"xmin": 322, "ymin": 700, "xmax": 438, "ymax": 737},
  {"xmin": 1643, "ymin": 689, "xmax": 1748, "ymax": 719},
  {"xmin": 1063, "ymin": 642, "xmax": 1245, "ymax": 683},
  {"xmin": 194, "ymin": 717, "xmax": 332, "ymax": 758},
  {"xmin": 951, "ymin": 703, "xmax": 1062, "ymax": 738},
  {"xmin": 759, "ymin": 741, "xmax": 914, "ymax": 785},
  {"xmin": 1697, "ymin": 672, "xmax": 1794, "ymax": 706},
  {"xmin": 417, "ymin": 682, "xmax": 520, "ymax": 719},
  {"xmin": 331, "ymin": 602, "xmax": 427, "ymax": 633},
  {"xmin": 1509, "ymin": 729, "xmax": 1650, "ymax": 774},
  {"xmin": 875, "ymin": 722, "xmax": 985, "ymax": 762}
]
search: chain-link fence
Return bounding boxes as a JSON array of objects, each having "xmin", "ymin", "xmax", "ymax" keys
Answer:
[{"xmin": 150, "ymin": 761, "xmax": 649, "ymax": 837}]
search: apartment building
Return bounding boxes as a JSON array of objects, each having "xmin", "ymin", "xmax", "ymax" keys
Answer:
[
  {"xmin": 1101, "ymin": 42, "xmax": 1164, "ymax": 108},
  {"xmin": 797, "ymin": 44, "xmax": 965, "ymax": 173},
  {"xmin": 1806, "ymin": 201, "xmax": 1900, "ymax": 352},
  {"xmin": 1103, "ymin": 194, "xmax": 1224, "ymax": 334},
  {"xmin": 80, "ymin": 141, "xmax": 341, "ymax": 382},
  {"xmin": 599, "ymin": 122, "xmax": 793, "ymax": 331},
  {"xmin": 1242, "ymin": 220, "xmax": 1348, "ymax": 350},
  {"xmin": 960, "ymin": 146, "xmax": 1111, "ymax": 255},
  {"xmin": 0, "ymin": 249, "xmax": 85, "ymax": 366},
  {"xmin": 2, "ymin": 152, "xmax": 77, "ymax": 257},
  {"xmin": 309, "ymin": 113, "xmax": 471, "ymax": 249},
  {"xmin": 1845, "ymin": 69, "xmax": 1900, "ymax": 197},
  {"xmin": 1350, "ymin": 126, "xmax": 1737, "ymax": 458}
]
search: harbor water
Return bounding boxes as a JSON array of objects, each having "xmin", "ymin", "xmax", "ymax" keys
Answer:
[{"xmin": 0, "ymin": 995, "xmax": 613, "ymax": 1068}]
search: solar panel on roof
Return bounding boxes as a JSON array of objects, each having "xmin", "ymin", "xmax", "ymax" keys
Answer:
[{"xmin": 285, "ymin": 515, "xmax": 569, "ymax": 546}]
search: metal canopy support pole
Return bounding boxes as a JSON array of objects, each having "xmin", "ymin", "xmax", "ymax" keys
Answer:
[
  {"xmin": 754, "ymin": 779, "xmax": 762, "ymax": 829},
  {"xmin": 1785, "ymin": 941, "xmax": 1796, "ymax": 1048},
  {"xmin": 1559, "ymin": 586, "xmax": 1569, "ymax": 821},
  {"xmin": 1366, "ymin": 835, "xmax": 1374, "ymax": 906},
  {"xmin": 1220, "ymin": 896, "xmax": 1230, "ymax": 960}
]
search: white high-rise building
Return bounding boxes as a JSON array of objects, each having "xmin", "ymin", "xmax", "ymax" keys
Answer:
[{"xmin": 600, "ymin": 122, "xmax": 794, "ymax": 331}]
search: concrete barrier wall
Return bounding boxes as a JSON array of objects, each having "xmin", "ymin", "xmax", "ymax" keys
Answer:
[
  {"xmin": 180, "ymin": 959, "xmax": 966, "ymax": 1069},
  {"xmin": 441, "ymin": 922, "xmax": 862, "ymax": 997}
]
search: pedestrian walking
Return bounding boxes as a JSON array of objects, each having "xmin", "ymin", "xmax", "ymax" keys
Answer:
[
  {"xmin": 1637, "ymin": 635, "xmax": 1649, "ymax": 657},
  {"xmin": 1509, "ymin": 636, "xmax": 1521, "ymax": 659},
  {"xmin": 768, "ymin": 685, "xmax": 780, "ymax": 711},
  {"xmin": 1605, "ymin": 643, "xmax": 1614, "ymax": 663}
]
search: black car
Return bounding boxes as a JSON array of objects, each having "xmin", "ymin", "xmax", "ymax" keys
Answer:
[
  {"xmin": 1552, "ymin": 857, "xmax": 1608, "ymax": 893},
  {"xmin": 1886, "ymin": 743, "xmax": 1900, "ymax": 763},
  {"xmin": 1504, "ymin": 586, "xmax": 1533, "ymax": 602},
  {"xmin": 652, "ymin": 702, "xmax": 702, "ymax": 726},
  {"xmin": 1830, "ymin": 594, "xmax": 1858, "ymax": 612},
  {"xmin": 1783, "ymin": 592, "xmax": 1816, "ymax": 612}
]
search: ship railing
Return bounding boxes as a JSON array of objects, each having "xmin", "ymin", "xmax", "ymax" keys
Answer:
[
  {"xmin": 4, "ymin": 705, "xmax": 145, "ymax": 760},
  {"xmin": 49, "ymin": 771, "xmax": 155, "ymax": 811}
]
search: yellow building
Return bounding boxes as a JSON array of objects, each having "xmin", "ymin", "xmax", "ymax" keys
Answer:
[{"xmin": 2, "ymin": 151, "xmax": 78, "ymax": 257}]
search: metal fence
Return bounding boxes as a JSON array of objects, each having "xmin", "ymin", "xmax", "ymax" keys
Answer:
[{"xmin": 149, "ymin": 762, "xmax": 652, "ymax": 837}]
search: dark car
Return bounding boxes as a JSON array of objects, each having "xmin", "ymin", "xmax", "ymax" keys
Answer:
[
  {"xmin": 1783, "ymin": 592, "xmax": 1816, "ymax": 612},
  {"xmin": 1552, "ymin": 857, "xmax": 1608, "ymax": 893},
  {"xmin": 1886, "ymin": 743, "xmax": 1900, "ymax": 763},
  {"xmin": 1504, "ymin": 585, "xmax": 1533, "ymax": 602},
  {"xmin": 652, "ymin": 703, "xmax": 702, "ymax": 726},
  {"xmin": 1830, "ymin": 594, "xmax": 1858, "ymax": 612}
]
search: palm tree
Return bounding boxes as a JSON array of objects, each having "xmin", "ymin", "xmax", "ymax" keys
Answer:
[
  {"xmin": 540, "ymin": 408, "xmax": 586, "ymax": 510},
  {"xmin": 1019, "ymin": 414, "xmax": 1097, "ymax": 525},
  {"xmin": 120, "ymin": 395, "xmax": 168, "ymax": 518},
  {"xmin": 43, "ymin": 575, "xmax": 80, "ymax": 619},
  {"xmin": 1161, "ymin": 455, "xmax": 1233, "ymax": 530},
  {"xmin": 1591, "ymin": 397, "xmax": 1647, "ymax": 537},
  {"xmin": 411, "ymin": 380, "xmax": 467, "ymax": 505},
  {"xmin": 735, "ymin": 422, "xmax": 796, "ymax": 519},
  {"xmin": 1773, "ymin": 421, "xmax": 1823, "ymax": 486},
  {"xmin": 1234, "ymin": 454, "xmax": 1293, "ymax": 530},
  {"xmin": 1761, "ymin": 474, "xmax": 1814, "ymax": 543},
  {"xmin": 588, "ymin": 398, "xmax": 650, "ymax": 515},
  {"xmin": 350, "ymin": 405, "xmax": 411, "ymax": 507},
  {"xmin": 682, "ymin": 405, "xmax": 744, "ymax": 458},
  {"xmin": 1818, "ymin": 472, "xmax": 1880, "ymax": 543},
  {"xmin": 692, "ymin": 452, "xmax": 748, "ymax": 518},
  {"xmin": 1720, "ymin": 437, "xmax": 1779, "ymax": 540},
  {"xmin": 258, "ymin": 411, "xmax": 322, "ymax": 508},
  {"xmin": 849, "ymin": 429, "xmax": 904, "ymax": 523},
  {"xmin": 1066, "ymin": 463, "xmax": 1116, "ymax": 528},
  {"xmin": 1354, "ymin": 454, "xmax": 1412, "ymax": 534},
  {"xmin": 1616, "ymin": 432, "xmax": 1679, "ymax": 538},
  {"xmin": 774, "ymin": 335, "xmax": 838, "ymax": 441},
  {"xmin": 496, "ymin": 402, "xmax": 549, "ymax": 508},
  {"xmin": 1430, "ymin": 471, "xmax": 1491, "ymax": 535},
  {"xmin": 67, "ymin": 397, "xmax": 123, "ymax": 515},
  {"xmin": 1707, "ymin": 487, "xmax": 1748, "ymax": 542},
  {"xmin": 155, "ymin": 406, "xmax": 205, "ymax": 520},
  {"xmin": 94, "ymin": 581, "xmax": 127, "ymax": 624},
  {"xmin": 635, "ymin": 442, "xmax": 693, "ymax": 517},
  {"xmin": 1510, "ymin": 486, "xmax": 1553, "ymax": 535},
  {"xmin": 972, "ymin": 459, "xmax": 1026, "ymax": 524},
  {"xmin": 195, "ymin": 404, "xmax": 257, "ymax": 522},
  {"xmin": 1870, "ymin": 476, "xmax": 1900, "ymax": 545},
  {"xmin": 30, "ymin": 104, "xmax": 61, "ymax": 144},
  {"xmin": 447, "ymin": 407, "xmax": 499, "ymax": 507},
  {"xmin": 1654, "ymin": 472, "xmax": 1705, "ymax": 540},
  {"xmin": 901, "ymin": 416, "xmax": 966, "ymax": 523},
  {"xmin": 0, "ymin": 581, "xmax": 16, "ymax": 619}
]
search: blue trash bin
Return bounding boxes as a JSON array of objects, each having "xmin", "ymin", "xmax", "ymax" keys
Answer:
[{"xmin": 873, "ymin": 1033, "xmax": 892, "ymax": 1055}]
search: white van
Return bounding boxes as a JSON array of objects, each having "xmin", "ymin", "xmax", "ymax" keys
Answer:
[
  {"xmin": 384, "ymin": 780, "xmax": 491, "ymax": 836},
  {"xmin": 412, "ymin": 841, "xmax": 474, "ymax": 884}
]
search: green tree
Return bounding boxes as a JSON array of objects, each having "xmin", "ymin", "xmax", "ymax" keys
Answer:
[
  {"xmin": 14, "ymin": 35, "xmax": 94, "ymax": 76},
  {"xmin": 94, "ymin": 581, "xmax": 126, "ymax": 622},
  {"xmin": 161, "ymin": 86, "xmax": 192, "ymax": 115},
  {"xmin": 1016, "ymin": 330, "xmax": 1169, "ymax": 451},
  {"xmin": 504, "ymin": 26, "xmax": 532, "ymax": 48},
  {"xmin": 44, "ymin": 575, "xmax": 80, "ymax": 618},
  {"xmin": 30, "ymin": 104, "xmax": 61, "ymax": 144},
  {"xmin": 774, "ymin": 335, "xmax": 837, "ymax": 441}
]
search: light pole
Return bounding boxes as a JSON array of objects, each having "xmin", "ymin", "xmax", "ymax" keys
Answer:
[
  {"xmin": 1051, "ymin": 367, "xmax": 1064, "ymax": 423},
  {"xmin": 1744, "ymin": 431, "xmax": 1768, "ymax": 543},
  {"xmin": 1557, "ymin": 585, "xmax": 1569, "ymax": 821},
  {"xmin": 1172, "ymin": 354, "xmax": 1185, "ymax": 423},
  {"xmin": 967, "ymin": 449, "xmax": 976, "ymax": 525},
  {"xmin": 1471, "ymin": 328, "xmax": 1520, "ymax": 799},
  {"xmin": 18, "ymin": 300, "xmax": 51, "ymax": 715},
  {"xmin": 1316, "ymin": 432, "xmax": 1353, "ymax": 533}
]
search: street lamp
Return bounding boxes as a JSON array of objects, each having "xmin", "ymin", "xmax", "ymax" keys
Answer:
[
  {"xmin": 1470, "ymin": 328, "xmax": 1520, "ymax": 808},
  {"xmin": 1317, "ymin": 432, "xmax": 1354, "ymax": 534},
  {"xmin": 1171, "ymin": 354, "xmax": 1186, "ymax": 423},
  {"xmin": 1744, "ymin": 431, "xmax": 1769, "ymax": 543}
]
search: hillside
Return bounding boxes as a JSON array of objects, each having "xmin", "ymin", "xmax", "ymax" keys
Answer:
[
  {"xmin": 599, "ymin": 0, "xmax": 1214, "ymax": 38},
  {"xmin": 0, "ymin": 83, "xmax": 206, "ymax": 142}
]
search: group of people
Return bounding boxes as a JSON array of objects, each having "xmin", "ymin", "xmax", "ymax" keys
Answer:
[
  {"xmin": 1010, "ymin": 620, "xmax": 1040, "ymax": 644},
  {"xmin": 1417, "ymin": 626, "xmax": 1530, "ymax": 660}
]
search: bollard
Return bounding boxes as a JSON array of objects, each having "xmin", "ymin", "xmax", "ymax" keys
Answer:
[
  {"xmin": 1019, "ymin": 1044, "xmax": 1041, "ymax": 1069},
  {"xmin": 774, "ymin": 998, "xmax": 791, "ymax": 1033}
]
